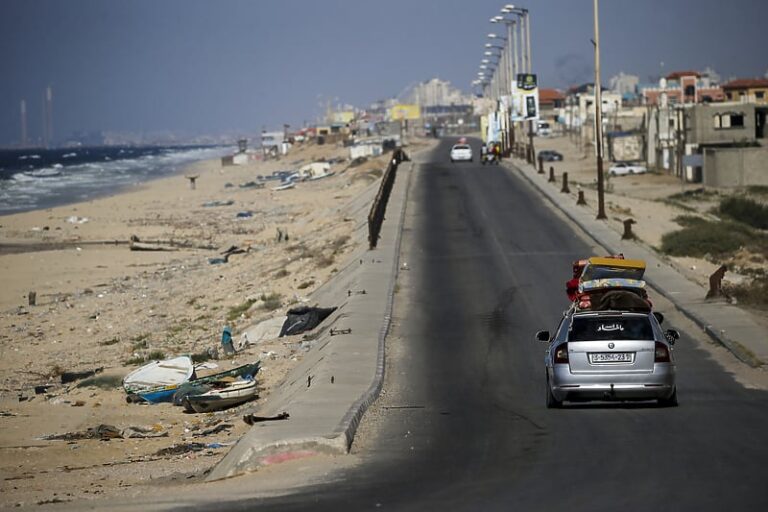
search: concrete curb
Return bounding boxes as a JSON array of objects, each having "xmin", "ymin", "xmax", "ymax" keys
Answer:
[
  {"xmin": 507, "ymin": 157, "xmax": 765, "ymax": 368},
  {"xmin": 206, "ymin": 145, "xmax": 429, "ymax": 481},
  {"xmin": 331, "ymin": 156, "xmax": 414, "ymax": 448}
]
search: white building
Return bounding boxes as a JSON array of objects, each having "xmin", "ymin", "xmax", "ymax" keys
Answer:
[
  {"xmin": 410, "ymin": 78, "xmax": 470, "ymax": 107},
  {"xmin": 608, "ymin": 72, "xmax": 639, "ymax": 97}
]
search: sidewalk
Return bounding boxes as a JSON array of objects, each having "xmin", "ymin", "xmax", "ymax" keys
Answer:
[
  {"xmin": 207, "ymin": 147, "xmax": 425, "ymax": 480},
  {"xmin": 505, "ymin": 151, "xmax": 768, "ymax": 368}
]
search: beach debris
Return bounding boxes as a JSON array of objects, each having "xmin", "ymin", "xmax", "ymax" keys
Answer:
[
  {"xmin": 66, "ymin": 216, "xmax": 89, "ymax": 224},
  {"xmin": 34, "ymin": 384, "xmax": 54, "ymax": 395},
  {"xmin": 60, "ymin": 367, "xmax": 103, "ymax": 384},
  {"xmin": 193, "ymin": 423, "xmax": 234, "ymax": 437},
  {"xmin": 272, "ymin": 181, "xmax": 296, "ymax": 191},
  {"xmin": 236, "ymin": 211, "xmax": 253, "ymax": 218},
  {"xmin": 299, "ymin": 162, "xmax": 332, "ymax": 180},
  {"xmin": 221, "ymin": 245, "xmax": 247, "ymax": 257},
  {"xmin": 279, "ymin": 306, "xmax": 337, "ymax": 337},
  {"xmin": 209, "ymin": 245, "xmax": 247, "ymax": 264},
  {"xmin": 330, "ymin": 328, "xmax": 351, "ymax": 336},
  {"xmin": 154, "ymin": 443, "xmax": 207, "ymax": 456},
  {"xmin": 28, "ymin": 291, "xmax": 36, "ymax": 306},
  {"xmin": 41, "ymin": 424, "xmax": 123, "ymax": 441},
  {"xmin": 128, "ymin": 234, "xmax": 216, "ymax": 251},
  {"xmin": 238, "ymin": 181, "xmax": 265, "ymax": 189},
  {"xmin": 202, "ymin": 199, "xmax": 235, "ymax": 207},
  {"xmin": 243, "ymin": 412, "xmax": 289, "ymax": 425},
  {"xmin": 240, "ymin": 317, "xmax": 284, "ymax": 346},
  {"xmin": 130, "ymin": 241, "xmax": 177, "ymax": 252},
  {"xmin": 221, "ymin": 326, "xmax": 236, "ymax": 355},
  {"xmin": 275, "ymin": 227, "xmax": 289, "ymax": 242},
  {"xmin": 185, "ymin": 175, "xmax": 199, "ymax": 190}
]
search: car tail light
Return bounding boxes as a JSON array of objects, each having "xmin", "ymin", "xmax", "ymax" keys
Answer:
[
  {"xmin": 554, "ymin": 343, "xmax": 569, "ymax": 364},
  {"xmin": 654, "ymin": 341, "xmax": 671, "ymax": 363}
]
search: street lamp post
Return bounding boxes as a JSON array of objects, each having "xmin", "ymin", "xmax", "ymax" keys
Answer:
[{"xmin": 593, "ymin": 0, "xmax": 607, "ymax": 219}]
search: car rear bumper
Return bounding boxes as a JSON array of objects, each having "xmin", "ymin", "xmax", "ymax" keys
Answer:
[{"xmin": 549, "ymin": 364, "xmax": 675, "ymax": 401}]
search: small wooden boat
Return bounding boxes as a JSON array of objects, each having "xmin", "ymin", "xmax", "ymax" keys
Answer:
[
  {"xmin": 123, "ymin": 356, "xmax": 193, "ymax": 404},
  {"xmin": 172, "ymin": 361, "xmax": 261, "ymax": 406},
  {"xmin": 183, "ymin": 378, "xmax": 258, "ymax": 413}
]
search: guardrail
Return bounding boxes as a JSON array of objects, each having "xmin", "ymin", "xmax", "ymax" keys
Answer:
[{"xmin": 368, "ymin": 148, "xmax": 409, "ymax": 249}]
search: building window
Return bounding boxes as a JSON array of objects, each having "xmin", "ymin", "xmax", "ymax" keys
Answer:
[
  {"xmin": 757, "ymin": 91, "xmax": 765, "ymax": 99},
  {"xmin": 714, "ymin": 112, "xmax": 745, "ymax": 130}
]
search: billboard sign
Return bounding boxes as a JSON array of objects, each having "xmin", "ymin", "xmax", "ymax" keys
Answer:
[
  {"xmin": 515, "ymin": 74, "xmax": 540, "ymax": 121},
  {"xmin": 390, "ymin": 104, "xmax": 421, "ymax": 121}
]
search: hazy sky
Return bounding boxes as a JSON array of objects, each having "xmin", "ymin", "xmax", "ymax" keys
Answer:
[{"xmin": 1, "ymin": 0, "xmax": 766, "ymax": 145}]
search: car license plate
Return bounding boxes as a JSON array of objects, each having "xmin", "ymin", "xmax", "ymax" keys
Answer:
[{"xmin": 590, "ymin": 352, "xmax": 633, "ymax": 363}]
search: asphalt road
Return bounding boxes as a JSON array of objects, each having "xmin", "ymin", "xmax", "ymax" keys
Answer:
[{"xmin": 193, "ymin": 138, "xmax": 768, "ymax": 511}]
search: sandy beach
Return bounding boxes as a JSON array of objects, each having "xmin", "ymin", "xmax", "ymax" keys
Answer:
[{"xmin": 0, "ymin": 140, "xmax": 416, "ymax": 508}]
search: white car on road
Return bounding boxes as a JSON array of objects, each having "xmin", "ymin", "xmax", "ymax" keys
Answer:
[
  {"xmin": 450, "ymin": 144, "xmax": 473, "ymax": 163},
  {"xmin": 609, "ymin": 162, "xmax": 648, "ymax": 176}
]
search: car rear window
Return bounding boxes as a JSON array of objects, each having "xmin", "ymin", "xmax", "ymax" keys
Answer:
[
  {"xmin": 569, "ymin": 316, "xmax": 654, "ymax": 341},
  {"xmin": 453, "ymin": 145, "xmax": 470, "ymax": 150}
]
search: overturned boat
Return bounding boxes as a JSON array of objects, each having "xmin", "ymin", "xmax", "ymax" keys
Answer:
[{"xmin": 123, "ymin": 356, "xmax": 194, "ymax": 404}]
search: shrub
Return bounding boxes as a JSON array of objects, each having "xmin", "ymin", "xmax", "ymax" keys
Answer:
[
  {"xmin": 76, "ymin": 375, "xmax": 122, "ymax": 389},
  {"xmin": 661, "ymin": 218, "xmax": 754, "ymax": 257},
  {"xmin": 260, "ymin": 293, "xmax": 282, "ymax": 311},
  {"xmin": 191, "ymin": 350, "xmax": 213, "ymax": 363},
  {"xmin": 227, "ymin": 299, "xmax": 257, "ymax": 321},
  {"xmin": 728, "ymin": 276, "xmax": 768, "ymax": 309},
  {"xmin": 719, "ymin": 196, "xmax": 768, "ymax": 230}
]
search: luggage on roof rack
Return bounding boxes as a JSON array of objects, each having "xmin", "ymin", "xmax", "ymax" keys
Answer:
[{"xmin": 566, "ymin": 255, "xmax": 653, "ymax": 311}]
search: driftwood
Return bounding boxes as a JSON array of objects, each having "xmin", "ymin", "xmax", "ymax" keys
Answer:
[
  {"xmin": 129, "ymin": 235, "xmax": 217, "ymax": 251},
  {"xmin": 129, "ymin": 242, "xmax": 177, "ymax": 252}
]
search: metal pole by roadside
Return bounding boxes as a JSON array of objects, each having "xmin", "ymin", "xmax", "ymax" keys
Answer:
[{"xmin": 593, "ymin": 0, "xmax": 607, "ymax": 220}]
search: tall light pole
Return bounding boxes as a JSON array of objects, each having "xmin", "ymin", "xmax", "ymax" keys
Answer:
[
  {"xmin": 491, "ymin": 13, "xmax": 518, "ymax": 154},
  {"xmin": 499, "ymin": 5, "xmax": 532, "ymax": 162},
  {"xmin": 593, "ymin": 0, "xmax": 607, "ymax": 219}
]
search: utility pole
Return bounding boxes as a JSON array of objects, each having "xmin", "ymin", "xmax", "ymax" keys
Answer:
[{"xmin": 593, "ymin": 0, "xmax": 607, "ymax": 220}]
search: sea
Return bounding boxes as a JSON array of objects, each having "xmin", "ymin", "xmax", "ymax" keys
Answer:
[{"xmin": 0, "ymin": 145, "xmax": 232, "ymax": 216}]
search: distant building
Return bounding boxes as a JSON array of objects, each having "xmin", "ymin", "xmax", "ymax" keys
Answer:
[
  {"xmin": 647, "ymin": 100, "xmax": 768, "ymax": 184},
  {"xmin": 410, "ymin": 78, "xmax": 471, "ymax": 108},
  {"xmin": 641, "ymin": 70, "xmax": 724, "ymax": 105},
  {"xmin": 609, "ymin": 72, "xmax": 639, "ymax": 101},
  {"xmin": 538, "ymin": 88, "xmax": 565, "ymax": 122},
  {"xmin": 722, "ymin": 78, "xmax": 768, "ymax": 104}
]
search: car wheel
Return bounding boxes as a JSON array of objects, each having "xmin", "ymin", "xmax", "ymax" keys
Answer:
[
  {"xmin": 546, "ymin": 375, "xmax": 562, "ymax": 408},
  {"xmin": 658, "ymin": 387, "xmax": 678, "ymax": 407}
]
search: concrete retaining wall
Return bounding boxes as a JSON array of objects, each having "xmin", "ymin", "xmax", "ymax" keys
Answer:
[{"xmin": 703, "ymin": 146, "xmax": 768, "ymax": 187}]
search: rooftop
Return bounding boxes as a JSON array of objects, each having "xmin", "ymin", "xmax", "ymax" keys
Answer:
[{"xmin": 722, "ymin": 78, "xmax": 768, "ymax": 90}]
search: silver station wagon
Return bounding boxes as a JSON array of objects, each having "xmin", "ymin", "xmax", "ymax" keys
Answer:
[{"xmin": 537, "ymin": 310, "xmax": 679, "ymax": 408}]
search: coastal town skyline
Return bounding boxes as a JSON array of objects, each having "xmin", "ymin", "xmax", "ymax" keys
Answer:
[{"xmin": 1, "ymin": 0, "xmax": 767, "ymax": 146}]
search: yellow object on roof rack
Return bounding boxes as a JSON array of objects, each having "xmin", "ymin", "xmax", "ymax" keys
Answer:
[
  {"xmin": 586, "ymin": 257, "xmax": 646, "ymax": 270},
  {"xmin": 581, "ymin": 257, "xmax": 646, "ymax": 282}
]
